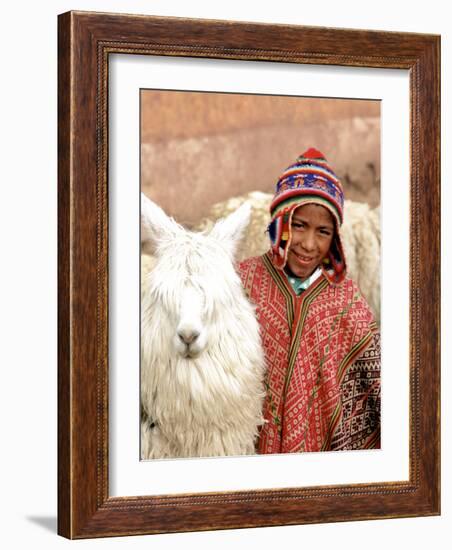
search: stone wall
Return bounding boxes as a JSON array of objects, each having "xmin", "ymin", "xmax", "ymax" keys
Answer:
[{"xmin": 141, "ymin": 90, "xmax": 380, "ymax": 226}]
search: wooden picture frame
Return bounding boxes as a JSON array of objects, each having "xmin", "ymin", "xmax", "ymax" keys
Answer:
[{"xmin": 58, "ymin": 11, "xmax": 440, "ymax": 539}]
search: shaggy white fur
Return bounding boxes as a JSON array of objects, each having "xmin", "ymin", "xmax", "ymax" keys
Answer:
[
  {"xmin": 195, "ymin": 192, "xmax": 381, "ymax": 324},
  {"xmin": 140, "ymin": 193, "xmax": 266, "ymax": 459}
]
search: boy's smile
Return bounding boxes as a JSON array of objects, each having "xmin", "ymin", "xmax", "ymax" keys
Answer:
[{"xmin": 286, "ymin": 203, "xmax": 334, "ymax": 280}]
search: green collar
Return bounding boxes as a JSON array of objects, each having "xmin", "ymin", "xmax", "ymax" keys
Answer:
[{"xmin": 283, "ymin": 267, "xmax": 322, "ymax": 295}]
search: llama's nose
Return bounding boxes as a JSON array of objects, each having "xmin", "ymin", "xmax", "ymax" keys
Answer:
[{"xmin": 177, "ymin": 329, "xmax": 200, "ymax": 345}]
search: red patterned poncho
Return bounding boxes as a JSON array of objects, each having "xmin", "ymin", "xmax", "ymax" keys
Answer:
[{"xmin": 239, "ymin": 253, "xmax": 381, "ymax": 454}]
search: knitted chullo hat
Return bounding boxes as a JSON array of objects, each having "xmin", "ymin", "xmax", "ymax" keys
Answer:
[{"xmin": 268, "ymin": 147, "xmax": 346, "ymax": 284}]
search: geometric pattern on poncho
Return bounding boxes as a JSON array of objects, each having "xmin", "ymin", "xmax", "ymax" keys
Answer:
[
  {"xmin": 329, "ymin": 332, "xmax": 381, "ymax": 451},
  {"xmin": 239, "ymin": 253, "xmax": 380, "ymax": 454}
]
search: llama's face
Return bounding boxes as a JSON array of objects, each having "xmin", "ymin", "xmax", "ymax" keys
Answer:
[
  {"xmin": 141, "ymin": 193, "xmax": 251, "ymax": 361},
  {"xmin": 173, "ymin": 282, "xmax": 208, "ymax": 358},
  {"xmin": 151, "ymin": 240, "xmax": 236, "ymax": 360}
]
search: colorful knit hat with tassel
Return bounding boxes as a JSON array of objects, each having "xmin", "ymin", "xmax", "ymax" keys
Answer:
[{"xmin": 268, "ymin": 148, "xmax": 347, "ymax": 284}]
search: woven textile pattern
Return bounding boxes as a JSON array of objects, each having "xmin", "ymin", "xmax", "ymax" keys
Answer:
[
  {"xmin": 239, "ymin": 254, "xmax": 380, "ymax": 454},
  {"xmin": 330, "ymin": 333, "xmax": 381, "ymax": 450}
]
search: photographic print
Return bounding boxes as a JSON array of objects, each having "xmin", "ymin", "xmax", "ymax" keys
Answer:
[
  {"xmin": 58, "ymin": 11, "xmax": 439, "ymax": 538},
  {"xmin": 140, "ymin": 90, "xmax": 381, "ymax": 459}
]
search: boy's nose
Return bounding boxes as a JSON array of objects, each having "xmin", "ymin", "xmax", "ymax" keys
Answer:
[{"xmin": 301, "ymin": 232, "xmax": 315, "ymax": 251}]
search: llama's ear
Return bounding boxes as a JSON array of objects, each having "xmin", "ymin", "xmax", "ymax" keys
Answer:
[
  {"xmin": 210, "ymin": 201, "xmax": 251, "ymax": 258},
  {"xmin": 141, "ymin": 193, "xmax": 181, "ymax": 254}
]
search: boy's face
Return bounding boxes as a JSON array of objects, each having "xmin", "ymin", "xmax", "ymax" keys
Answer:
[{"xmin": 286, "ymin": 203, "xmax": 334, "ymax": 280}]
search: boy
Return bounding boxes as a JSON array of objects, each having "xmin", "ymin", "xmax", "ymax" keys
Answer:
[{"xmin": 239, "ymin": 148, "xmax": 380, "ymax": 453}]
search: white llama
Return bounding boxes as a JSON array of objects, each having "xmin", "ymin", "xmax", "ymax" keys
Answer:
[{"xmin": 140, "ymin": 193, "xmax": 266, "ymax": 459}]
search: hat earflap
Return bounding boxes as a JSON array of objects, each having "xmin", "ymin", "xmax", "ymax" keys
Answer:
[
  {"xmin": 268, "ymin": 209, "xmax": 293, "ymax": 269},
  {"xmin": 322, "ymin": 229, "xmax": 347, "ymax": 284}
]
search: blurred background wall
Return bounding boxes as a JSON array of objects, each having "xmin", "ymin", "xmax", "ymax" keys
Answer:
[{"xmin": 141, "ymin": 90, "xmax": 380, "ymax": 227}]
